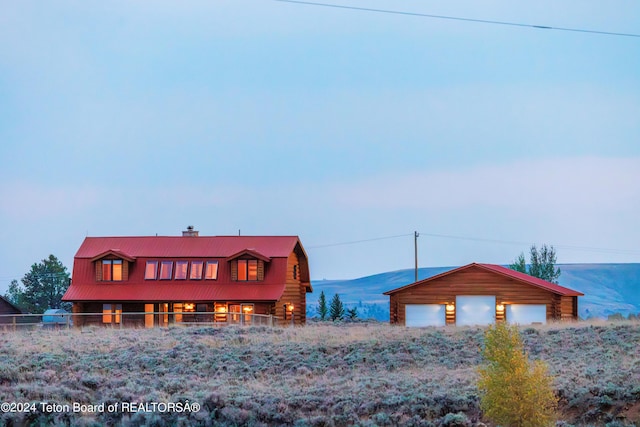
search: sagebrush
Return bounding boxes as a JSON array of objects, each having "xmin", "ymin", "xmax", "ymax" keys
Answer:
[{"xmin": 0, "ymin": 321, "xmax": 638, "ymax": 426}]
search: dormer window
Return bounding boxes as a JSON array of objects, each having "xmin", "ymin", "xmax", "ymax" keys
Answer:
[
  {"xmin": 190, "ymin": 261, "xmax": 203, "ymax": 279},
  {"xmin": 238, "ymin": 259, "xmax": 258, "ymax": 281},
  {"xmin": 159, "ymin": 261, "xmax": 173, "ymax": 280},
  {"xmin": 102, "ymin": 260, "xmax": 123, "ymax": 281},
  {"xmin": 205, "ymin": 261, "xmax": 219, "ymax": 280},
  {"xmin": 175, "ymin": 261, "xmax": 189, "ymax": 280},
  {"xmin": 92, "ymin": 250, "xmax": 134, "ymax": 282},
  {"xmin": 227, "ymin": 249, "xmax": 269, "ymax": 282},
  {"xmin": 145, "ymin": 261, "xmax": 158, "ymax": 280}
]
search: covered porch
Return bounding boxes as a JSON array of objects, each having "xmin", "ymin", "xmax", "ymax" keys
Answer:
[{"xmin": 72, "ymin": 301, "xmax": 296, "ymax": 328}]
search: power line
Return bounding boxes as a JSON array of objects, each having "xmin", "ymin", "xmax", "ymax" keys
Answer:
[
  {"xmin": 275, "ymin": 0, "xmax": 640, "ymax": 38},
  {"xmin": 307, "ymin": 230, "xmax": 640, "ymax": 256},
  {"xmin": 418, "ymin": 232, "xmax": 640, "ymax": 255},
  {"xmin": 307, "ymin": 233, "xmax": 413, "ymax": 248}
]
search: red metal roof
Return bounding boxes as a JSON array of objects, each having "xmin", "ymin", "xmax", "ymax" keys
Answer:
[
  {"xmin": 90, "ymin": 249, "xmax": 136, "ymax": 263},
  {"xmin": 75, "ymin": 235, "xmax": 301, "ymax": 259},
  {"xmin": 64, "ymin": 235, "xmax": 308, "ymax": 302},
  {"xmin": 226, "ymin": 248, "xmax": 272, "ymax": 262},
  {"xmin": 62, "ymin": 283, "xmax": 286, "ymax": 302},
  {"xmin": 384, "ymin": 262, "xmax": 583, "ymax": 296}
]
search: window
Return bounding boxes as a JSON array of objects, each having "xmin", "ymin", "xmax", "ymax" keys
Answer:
[
  {"xmin": 190, "ymin": 261, "xmax": 203, "ymax": 280},
  {"xmin": 102, "ymin": 260, "xmax": 123, "ymax": 281},
  {"xmin": 145, "ymin": 261, "xmax": 158, "ymax": 280},
  {"xmin": 173, "ymin": 303, "xmax": 184, "ymax": 323},
  {"xmin": 144, "ymin": 304, "xmax": 154, "ymax": 328},
  {"xmin": 102, "ymin": 304, "xmax": 112, "ymax": 323},
  {"xmin": 102, "ymin": 303, "xmax": 122, "ymax": 324},
  {"xmin": 175, "ymin": 261, "xmax": 188, "ymax": 280},
  {"xmin": 205, "ymin": 261, "xmax": 219, "ymax": 280},
  {"xmin": 237, "ymin": 259, "xmax": 258, "ymax": 281},
  {"xmin": 159, "ymin": 261, "xmax": 173, "ymax": 280},
  {"xmin": 293, "ymin": 265, "xmax": 298, "ymax": 280}
]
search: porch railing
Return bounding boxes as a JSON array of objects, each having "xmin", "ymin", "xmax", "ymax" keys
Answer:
[{"xmin": 0, "ymin": 311, "xmax": 282, "ymax": 330}]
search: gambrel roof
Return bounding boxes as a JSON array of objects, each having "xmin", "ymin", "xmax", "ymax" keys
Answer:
[{"xmin": 63, "ymin": 235, "xmax": 311, "ymax": 302}]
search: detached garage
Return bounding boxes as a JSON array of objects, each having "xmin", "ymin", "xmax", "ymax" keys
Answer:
[{"xmin": 384, "ymin": 263, "xmax": 583, "ymax": 327}]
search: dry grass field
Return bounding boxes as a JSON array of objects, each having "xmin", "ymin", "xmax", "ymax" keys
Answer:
[{"xmin": 0, "ymin": 320, "xmax": 639, "ymax": 426}]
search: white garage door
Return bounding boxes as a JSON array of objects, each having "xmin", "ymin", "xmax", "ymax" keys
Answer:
[
  {"xmin": 456, "ymin": 296, "xmax": 496, "ymax": 326},
  {"xmin": 506, "ymin": 304, "xmax": 547, "ymax": 325},
  {"xmin": 405, "ymin": 304, "xmax": 446, "ymax": 327}
]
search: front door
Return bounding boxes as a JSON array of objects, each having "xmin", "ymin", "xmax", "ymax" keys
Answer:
[
  {"xmin": 241, "ymin": 304, "xmax": 254, "ymax": 325},
  {"xmin": 229, "ymin": 304, "xmax": 241, "ymax": 324}
]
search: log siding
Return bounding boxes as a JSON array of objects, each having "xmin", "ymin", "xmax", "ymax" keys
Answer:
[{"xmin": 386, "ymin": 264, "xmax": 581, "ymax": 325}]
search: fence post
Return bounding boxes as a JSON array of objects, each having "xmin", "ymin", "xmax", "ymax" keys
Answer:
[
  {"xmin": 120, "ymin": 313, "xmax": 123, "ymax": 330},
  {"xmin": 12, "ymin": 316, "xmax": 16, "ymax": 331},
  {"xmin": 66, "ymin": 313, "xmax": 70, "ymax": 330}
]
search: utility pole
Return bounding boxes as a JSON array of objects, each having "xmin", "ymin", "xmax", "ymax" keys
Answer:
[{"xmin": 414, "ymin": 231, "xmax": 419, "ymax": 282}]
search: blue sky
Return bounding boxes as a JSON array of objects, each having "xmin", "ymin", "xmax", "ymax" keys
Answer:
[{"xmin": 1, "ymin": 0, "xmax": 639, "ymax": 292}]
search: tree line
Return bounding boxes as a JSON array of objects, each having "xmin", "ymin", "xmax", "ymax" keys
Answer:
[
  {"xmin": 316, "ymin": 291, "xmax": 357, "ymax": 321},
  {"xmin": 509, "ymin": 244, "xmax": 561, "ymax": 283},
  {"xmin": 4, "ymin": 255, "xmax": 71, "ymax": 313}
]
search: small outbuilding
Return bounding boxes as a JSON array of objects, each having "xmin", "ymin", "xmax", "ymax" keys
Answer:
[
  {"xmin": 43, "ymin": 308, "xmax": 71, "ymax": 327},
  {"xmin": 0, "ymin": 295, "xmax": 22, "ymax": 324},
  {"xmin": 384, "ymin": 263, "xmax": 583, "ymax": 327}
]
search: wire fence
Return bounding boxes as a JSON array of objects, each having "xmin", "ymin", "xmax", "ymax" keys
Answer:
[{"xmin": 0, "ymin": 311, "xmax": 286, "ymax": 331}]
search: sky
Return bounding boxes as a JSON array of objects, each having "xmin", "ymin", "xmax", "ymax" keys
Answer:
[{"xmin": 1, "ymin": 0, "xmax": 639, "ymax": 293}]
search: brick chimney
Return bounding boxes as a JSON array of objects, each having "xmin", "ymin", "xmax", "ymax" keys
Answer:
[{"xmin": 182, "ymin": 225, "xmax": 199, "ymax": 237}]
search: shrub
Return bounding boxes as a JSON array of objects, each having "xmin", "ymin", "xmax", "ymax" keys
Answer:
[
  {"xmin": 440, "ymin": 412, "xmax": 471, "ymax": 427},
  {"xmin": 477, "ymin": 322, "xmax": 557, "ymax": 427}
]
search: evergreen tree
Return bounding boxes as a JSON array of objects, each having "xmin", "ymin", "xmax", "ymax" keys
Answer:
[
  {"xmin": 509, "ymin": 252, "xmax": 527, "ymax": 274},
  {"xmin": 317, "ymin": 290, "xmax": 328, "ymax": 320},
  {"xmin": 509, "ymin": 244, "xmax": 561, "ymax": 284},
  {"xmin": 5, "ymin": 255, "xmax": 71, "ymax": 313},
  {"xmin": 346, "ymin": 307, "xmax": 358, "ymax": 320},
  {"xmin": 329, "ymin": 293, "xmax": 345, "ymax": 321}
]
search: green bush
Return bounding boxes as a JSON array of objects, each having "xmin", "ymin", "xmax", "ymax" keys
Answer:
[
  {"xmin": 440, "ymin": 412, "xmax": 470, "ymax": 427},
  {"xmin": 477, "ymin": 322, "xmax": 557, "ymax": 427}
]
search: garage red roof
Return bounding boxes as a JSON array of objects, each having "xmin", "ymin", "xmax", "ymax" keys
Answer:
[{"xmin": 384, "ymin": 262, "xmax": 583, "ymax": 296}]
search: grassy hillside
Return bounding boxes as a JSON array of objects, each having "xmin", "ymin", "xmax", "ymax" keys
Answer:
[
  {"xmin": 308, "ymin": 263, "xmax": 640, "ymax": 321},
  {"xmin": 1, "ymin": 322, "xmax": 639, "ymax": 426}
]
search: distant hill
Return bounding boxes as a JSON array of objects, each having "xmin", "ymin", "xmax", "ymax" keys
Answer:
[{"xmin": 308, "ymin": 263, "xmax": 640, "ymax": 321}]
